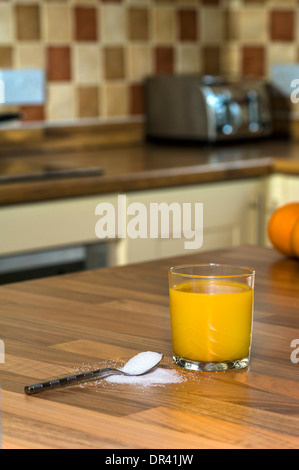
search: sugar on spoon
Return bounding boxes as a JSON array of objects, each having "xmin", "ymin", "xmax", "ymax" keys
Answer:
[{"xmin": 24, "ymin": 351, "xmax": 164, "ymax": 395}]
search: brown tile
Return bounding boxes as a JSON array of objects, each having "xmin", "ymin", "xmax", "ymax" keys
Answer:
[
  {"xmin": 0, "ymin": 46, "xmax": 12, "ymax": 68},
  {"xmin": 74, "ymin": 7, "xmax": 98, "ymax": 41},
  {"xmin": 154, "ymin": 46, "xmax": 174, "ymax": 75},
  {"xmin": 178, "ymin": 9, "xmax": 198, "ymax": 41},
  {"xmin": 47, "ymin": 46, "xmax": 71, "ymax": 82},
  {"xmin": 128, "ymin": 7, "xmax": 149, "ymax": 41},
  {"xmin": 15, "ymin": 5, "xmax": 40, "ymax": 41},
  {"xmin": 129, "ymin": 83, "xmax": 144, "ymax": 116},
  {"xmin": 20, "ymin": 105, "xmax": 45, "ymax": 122},
  {"xmin": 77, "ymin": 86, "xmax": 99, "ymax": 118},
  {"xmin": 270, "ymin": 10, "xmax": 295, "ymax": 42},
  {"xmin": 103, "ymin": 46, "xmax": 125, "ymax": 80},
  {"xmin": 201, "ymin": 0, "xmax": 220, "ymax": 4},
  {"xmin": 202, "ymin": 46, "xmax": 220, "ymax": 75},
  {"xmin": 242, "ymin": 46, "xmax": 265, "ymax": 78}
]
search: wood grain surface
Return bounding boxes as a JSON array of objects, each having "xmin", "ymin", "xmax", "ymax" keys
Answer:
[
  {"xmin": 2, "ymin": 137, "xmax": 299, "ymax": 206},
  {"xmin": 0, "ymin": 246, "xmax": 299, "ymax": 449}
]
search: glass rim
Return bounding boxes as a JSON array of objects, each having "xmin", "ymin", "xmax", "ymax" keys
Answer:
[{"xmin": 168, "ymin": 263, "xmax": 255, "ymax": 279}]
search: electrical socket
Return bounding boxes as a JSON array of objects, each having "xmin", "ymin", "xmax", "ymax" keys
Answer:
[{"xmin": 0, "ymin": 69, "xmax": 45, "ymax": 106}]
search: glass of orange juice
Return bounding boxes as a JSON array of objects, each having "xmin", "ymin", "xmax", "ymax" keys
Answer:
[{"xmin": 169, "ymin": 264, "xmax": 255, "ymax": 371}]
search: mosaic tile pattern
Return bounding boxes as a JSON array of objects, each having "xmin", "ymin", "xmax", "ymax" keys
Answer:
[{"xmin": 0, "ymin": 0, "xmax": 299, "ymax": 124}]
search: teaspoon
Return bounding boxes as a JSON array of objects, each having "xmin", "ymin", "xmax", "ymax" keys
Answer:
[{"xmin": 24, "ymin": 351, "xmax": 164, "ymax": 395}]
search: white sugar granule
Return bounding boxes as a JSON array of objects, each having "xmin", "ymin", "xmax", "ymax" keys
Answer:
[{"xmin": 105, "ymin": 367, "xmax": 183, "ymax": 386}]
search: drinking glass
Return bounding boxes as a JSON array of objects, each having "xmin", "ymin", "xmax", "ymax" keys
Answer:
[{"xmin": 169, "ymin": 264, "xmax": 255, "ymax": 371}]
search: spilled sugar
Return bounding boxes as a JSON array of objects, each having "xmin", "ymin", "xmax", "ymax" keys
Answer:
[
  {"xmin": 106, "ymin": 351, "xmax": 184, "ymax": 387},
  {"xmin": 106, "ymin": 367, "xmax": 183, "ymax": 386}
]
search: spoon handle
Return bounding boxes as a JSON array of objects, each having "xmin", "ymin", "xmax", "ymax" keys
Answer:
[{"xmin": 24, "ymin": 368, "xmax": 121, "ymax": 395}]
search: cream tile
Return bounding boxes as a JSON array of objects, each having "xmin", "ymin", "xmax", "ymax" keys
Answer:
[
  {"xmin": 102, "ymin": 83, "xmax": 128, "ymax": 118},
  {"xmin": 15, "ymin": 44, "xmax": 45, "ymax": 69},
  {"xmin": 0, "ymin": 4, "xmax": 14, "ymax": 44},
  {"xmin": 201, "ymin": 8, "xmax": 225, "ymax": 45},
  {"xmin": 44, "ymin": 5, "xmax": 72, "ymax": 43},
  {"xmin": 46, "ymin": 83, "xmax": 75, "ymax": 122},
  {"xmin": 152, "ymin": 7, "xmax": 175, "ymax": 44},
  {"xmin": 128, "ymin": 45, "xmax": 152, "ymax": 81},
  {"xmin": 239, "ymin": 8, "xmax": 268, "ymax": 43},
  {"xmin": 176, "ymin": 44, "xmax": 201, "ymax": 74},
  {"xmin": 101, "ymin": 5, "xmax": 126, "ymax": 45},
  {"xmin": 74, "ymin": 44, "xmax": 100, "ymax": 84}
]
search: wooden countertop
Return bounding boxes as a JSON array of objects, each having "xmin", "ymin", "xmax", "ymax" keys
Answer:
[
  {"xmin": 1, "ymin": 245, "xmax": 299, "ymax": 449},
  {"xmin": 1, "ymin": 138, "xmax": 299, "ymax": 206}
]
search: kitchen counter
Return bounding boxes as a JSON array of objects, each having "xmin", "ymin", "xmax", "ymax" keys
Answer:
[
  {"xmin": 1, "ymin": 138, "xmax": 299, "ymax": 206},
  {"xmin": 1, "ymin": 245, "xmax": 299, "ymax": 449}
]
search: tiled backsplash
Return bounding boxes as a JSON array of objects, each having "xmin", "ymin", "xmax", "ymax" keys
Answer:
[{"xmin": 1, "ymin": 0, "xmax": 299, "ymax": 125}]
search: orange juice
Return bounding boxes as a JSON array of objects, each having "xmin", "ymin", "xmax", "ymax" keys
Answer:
[{"xmin": 169, "ymin": 279, "xmax": 253, "ymax": 363}]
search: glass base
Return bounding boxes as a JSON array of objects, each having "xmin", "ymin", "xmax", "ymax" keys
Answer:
[{"xmin": 173, "ymin": 355, "xmax": 250, "ymax": 371}]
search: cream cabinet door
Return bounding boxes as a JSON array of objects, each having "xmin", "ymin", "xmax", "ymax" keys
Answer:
[
  {"xmin": 123, "ymin": 178, "xmax": 265, "ymax": 264},
  {"xmin": 0, "ymin": 194, "xmax": 118, "ymax": 257}
]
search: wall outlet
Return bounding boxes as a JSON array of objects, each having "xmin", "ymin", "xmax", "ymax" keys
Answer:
[
  {"xmin": 270, "ymin": 64, "xmax": 299, "ymax": 97},
  {"xmin": 0, "ymin": 69, "xmax": 45, "ymax": 106}
]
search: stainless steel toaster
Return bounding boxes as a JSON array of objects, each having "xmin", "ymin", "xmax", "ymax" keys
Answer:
[{"xmin": 145, "ymin": 75, "xmax": 272, "ymax": 142}]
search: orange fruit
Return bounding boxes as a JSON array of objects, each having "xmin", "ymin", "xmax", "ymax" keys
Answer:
[
  {"xmin": 291, "ymin": 217, "xmax": 299, "ymax": 258},
  {"xmin": 267, "ymin": 202, "xmax": 299, "ymax": 257}
]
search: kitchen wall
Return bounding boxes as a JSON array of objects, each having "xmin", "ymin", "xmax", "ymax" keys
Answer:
[{"xmin": 0, "ymin": 0, "xmax": 298, "ymax": 127}]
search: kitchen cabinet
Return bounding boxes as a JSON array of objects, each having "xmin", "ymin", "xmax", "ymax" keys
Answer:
[
  {"xmin": 122, "ymin": 178, "xmax": 265, "ymax": 264},
  {"xmin": 0, "ymin": 178, "xmax": 265, "ymax": 267}
]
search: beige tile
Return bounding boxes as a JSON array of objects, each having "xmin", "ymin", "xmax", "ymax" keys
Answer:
[
  {"xmin": 0, "ymin": 47, "xmax": 13, "ymax": 68},
  {"xmin": 224, "ymin": 10, "xmax": 240, "ymax": 41},
  {"xmin": 44, "ymin": 5, "xmax": 72, "ymax": 43},
  {"xmin": 0, "ymin": 4, "xmax": 13, "ymax": 44},
  {"xmin": 74, "ymin": 44, "xmax": 100, "ymax": 84},
  {"xmin": 71, "ymin": 0, "xmax": 97, "ymax": 4},
  {"xmin": 103, "ymin": 46, "xmax": 126, "ymax": 80},
  {"xmin": 102, "ymin": 83, "xmax": 128, "ymax": 118},
  {"xmin": 220, "ymin": 43, "xmax": 241, "ymax": 79},
  {"xmin": 128, "ymin": 7, "xmax": 149, "ymax": 41},
  {"xmin": 176, "ymin": 44, "xmax": 201, "ymax": 73},
  {"xmin": 128, "ymin": 45, "xmax": 152, "ymax": 81},
  {"xmin": 101, "ymin": 5, "xmax": 126, "ymax": 44},
  {"xmin": 47, "ymin": 83, "xmax": 75, "ymax": 122},
  {"xmin": 15, "ymin": 44, "xmax": 45, "ymax": 69},
  {"xmin": 267, "ymin": 0, "xmax": 296, "ymax": 5},
  {"xmin": 239, "ymin": 8, "xmax": 268, "ymax": 43},
  {"xmin": 15, "ymin": 4, "xmax": 41, "ymax": 41},
  {"xmin": 77, "ymin": 85, "xmax": 100, "ymax": 118},
  {"xmin": 152, "ymin": 7, "xmax": 175, "ymax": 44},
  {"xmin": 201, "ymin": 8, "xmax": 224, "ymax": 44},
  {"xmin": 267, "ymin": 44, "xmax": 297, "ymax": 76},
  {"xmin": 176, "ymin": 0, "xmax": 197, "ymax": 4}
]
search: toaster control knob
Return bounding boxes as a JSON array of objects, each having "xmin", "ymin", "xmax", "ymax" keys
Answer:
[
  {"xmin": 247, "ymin": 90, "xmax": 260, "ymax": 132},
  {"xmin": 222, "ymin": 124, "xmax": 233, "ymax": 135}
]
